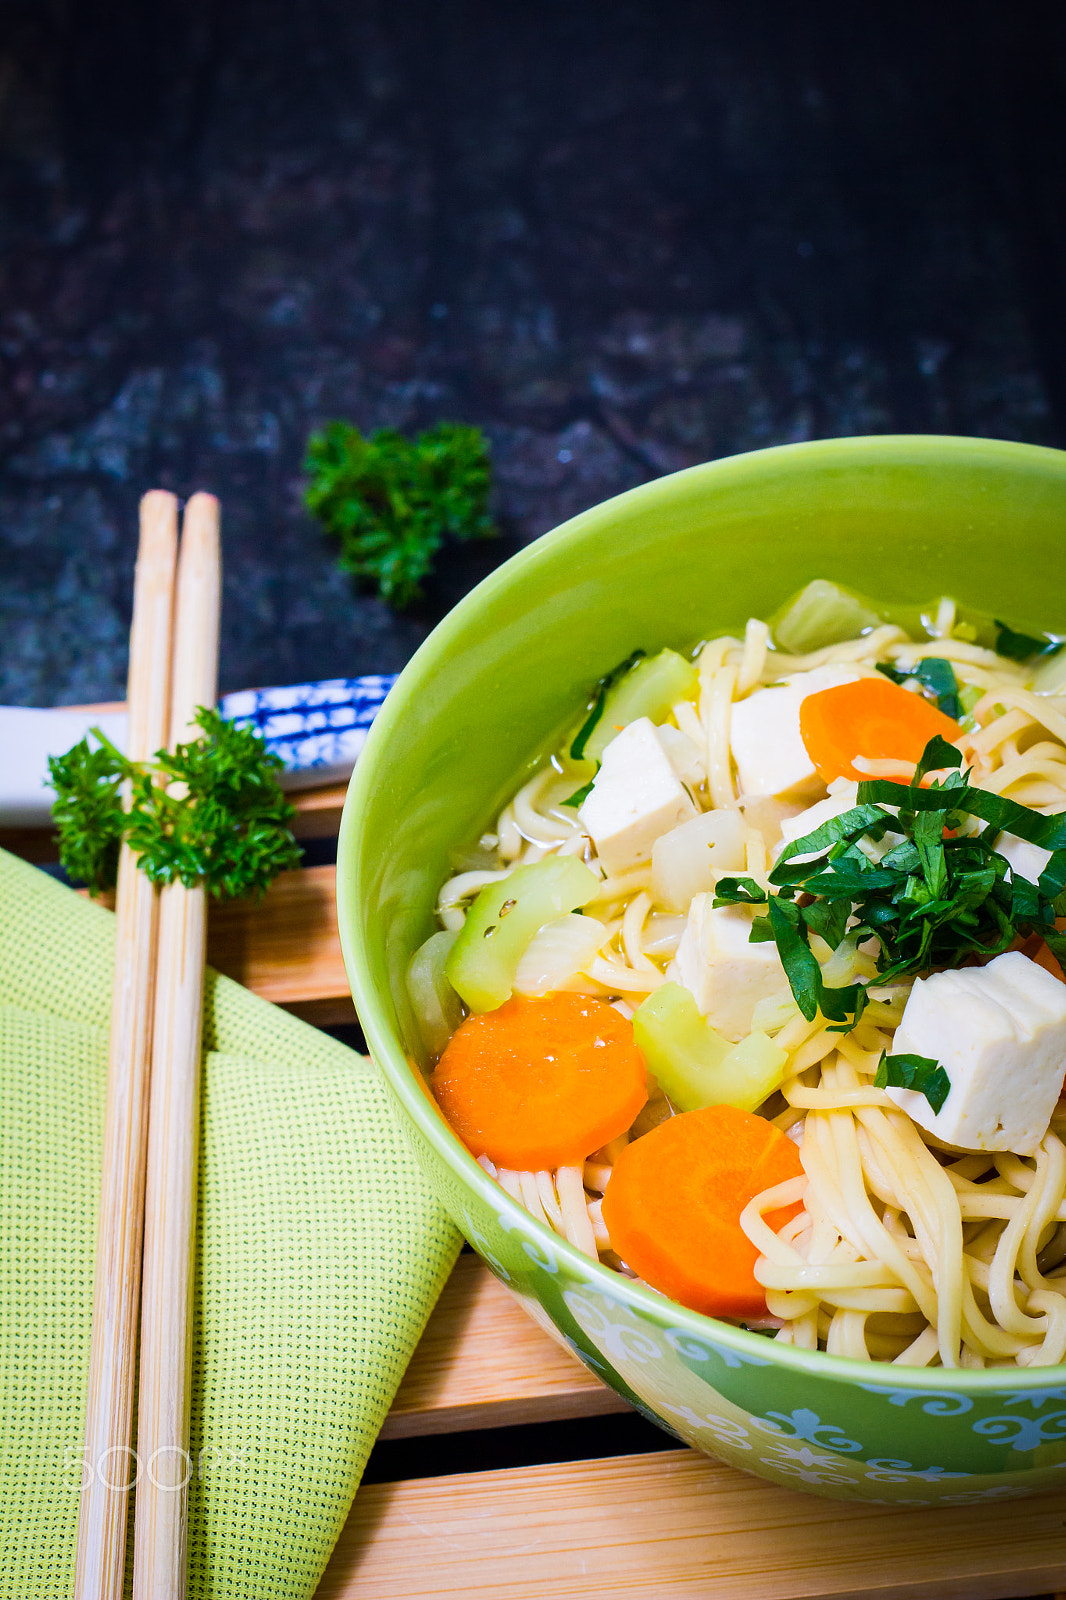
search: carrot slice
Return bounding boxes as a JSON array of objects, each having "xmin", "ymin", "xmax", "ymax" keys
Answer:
[
  {"xmin": 799, "ymin": 676, "xmax": 962, "ymax": 784},
  {"xmin": 1019, "ymin": 919, "xmax": 1066, "ymax": 984},
  {"xmin": 431, "ymin": 992, "xmax": 648, "ymax": 1170},
  {"xmin": 601, "ymin": 1104, "xmax": 803, "ymax": 1319},
  {"xmin": 1034, "ymin": 943, "xmax": 1066, "ymax": 984}
]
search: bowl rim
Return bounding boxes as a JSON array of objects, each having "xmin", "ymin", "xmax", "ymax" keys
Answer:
[{"xmin": 339, "ymin": 432, "xmax": 1066, "ymax": 1392}]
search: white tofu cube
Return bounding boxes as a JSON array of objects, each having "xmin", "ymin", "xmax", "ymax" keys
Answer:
[
  {"xmin": 994, "ymin": 832, "xmax": 1053, "ymax": 885},
  {"xmin": 669, "ymin": 893, "xmax": 787, "ymax": 1041},
  {"xmin": 579, "ymin": 717, "xmax": 697, "ymax": 875},
  {"xmin": 886, "ymin": 951, "xmax": 1066, "ymax": 1154},
  {"xmin": 651, "ymin": 808, "xmax": 747, "ymax": 912},
  {"xmin": 729, "ymin": 665, "xmax": 860, "ymax": 802}
]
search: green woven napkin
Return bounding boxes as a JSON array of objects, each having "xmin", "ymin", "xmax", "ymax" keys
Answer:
[{"xmin": 0, "ymin": 848, "xmax": 461, "ymax": 1598}]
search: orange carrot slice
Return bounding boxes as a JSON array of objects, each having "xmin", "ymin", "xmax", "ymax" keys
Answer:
[
  {"xmin": 601, "ymin": 1104, "xmax": 803, "ymax": 1319},
  {"xmin": 799, "ymin": 675, "xmax": 963, "ymax": 784},
  {"xmin": 1034, "ymin": 943, "xmax": 1066, "ymax": 984},
  {"xmin": 1022, "ymin": 920, "xmax": 1066, "ymax": 984},
  {"xmin": 431, "ymin": 992, "xmax": 648, "ymax": 1170}
]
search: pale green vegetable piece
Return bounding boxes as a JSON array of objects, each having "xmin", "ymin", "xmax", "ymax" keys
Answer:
[
  {"xmin": 1032, "ymin": 649, "xmax": 1066, "ymax": 695},
  {"xmin": 751, "ymin": 990, "xmax": 801, "ymax": 1033},
  {"xmin": 651, "ymin": 809, "xmax": 746, "ymax": 913},
  {"xmin": 584, "ymin": 648, "xmax": 698, "ymax": 763},
  {"xmin": 513, "ymin": 912, "xmax": 608, "ymax": 997},
  {"xmin": 633, "ymin": 982, "xmax": 788, "ymax": 1113},
  {"xmin": 958, "ymin": 682, "xmax": 985, "ymax": 720},
  {"xmin": 445, "ymin": 855, "xmax": 601, "ymax": 1013},
  {"xmin": 773, "ymin": 579, "xmax": 881, "ymax": 654},
  {"xmin": 407, "ymin": 929, "xmax": 462, "ymax": 1059}
]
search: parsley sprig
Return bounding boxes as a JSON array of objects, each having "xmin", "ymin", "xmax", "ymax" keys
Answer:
[
  {"xmin": 714, "ymin": 734, "xmax": 1066, "ymax": 1031},
  {"xmin": 304, "ymin": 421, "xmax": 496, "ymax": 608},
  {"xmin": 49, "ymin": 709, "xmax": 302, "ymax": 900}
]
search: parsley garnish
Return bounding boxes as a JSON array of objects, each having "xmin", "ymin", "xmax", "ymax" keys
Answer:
[
  {"xmin": 569, "ymin": 650, "xmax": 646, "ymax": 762},
  {"xmin": 875, "ymin": 657, "xmax": 961, "ymax": 720},
  {"xmin": 713, "ymin": 735, "xmax": 1066, "ymax": 1029},
  {"xmin": 304, "ymin": 421, "xmax": 496, "ymax": 609},
  {"xmin": 994, "ymin": 619, "xmax": 1064, "ymax": 663},
  {"xmin": 875, "ymin": 1050, "xmax": 951, "ymax": 1114},
  {"xmin": 49, "ymin": 709, "xmax": 302, "ymax": 900}
]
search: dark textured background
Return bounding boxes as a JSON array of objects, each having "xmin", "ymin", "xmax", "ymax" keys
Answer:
[{"xmin": 2, "ymin": 0, "xmax": 1065, "ymax": 704}]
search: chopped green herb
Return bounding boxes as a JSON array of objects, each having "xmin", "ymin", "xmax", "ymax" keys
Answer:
[
  {"xmin": 994, "ymin": 619, "xmax": 1064, "ymax": 663},
  {"xmin": 304, "ymin": 420, "xmax": 496, "ymax": 609},
  {"xmin": 713, "ymin": 876, "xmax": 771, "ymax": 906},
  {"xmin": 562, "ymin": 768, "xmax": 600, "ymax": 807},
  {"xmin": 569, "ymin": 650, "xmax": 646, "ymax": 762},
  {"xmin": 1045, "ymin": 925, "xmax": 1066, "ymax": 973},
  {"xmin": 49, "ymin": 709, "xmax": 302, "ymax": 900},
  {"xmin": 875, "ymin": 657, "xmax": 961, "ymax": 720},
  {"xmin": 875, "ymin": 1050, "xmax": 951, "ymax": 1114},
  {"xmin": 713, "ymin": 734, "xmax": 1066, "ymax": 1029}
]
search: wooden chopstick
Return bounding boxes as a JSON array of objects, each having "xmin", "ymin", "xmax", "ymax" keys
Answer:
[
  {"xmin": 74, "ymin": 492, "xmax": 179, "ymax": 1600},
  {"xmin": 133, "ymin": 493, "xmax": 222, "ymax": 1600}
]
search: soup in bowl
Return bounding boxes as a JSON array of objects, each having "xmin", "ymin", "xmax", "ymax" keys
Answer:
[{"xmin": 337, "ymin": 433, "xmax": 1066, "ymax": 1503}]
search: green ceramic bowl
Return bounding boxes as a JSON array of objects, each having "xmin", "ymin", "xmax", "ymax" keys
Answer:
[{"xmin": 338, "ymin": 434, "xmax": 1066, "ymax": 1504}]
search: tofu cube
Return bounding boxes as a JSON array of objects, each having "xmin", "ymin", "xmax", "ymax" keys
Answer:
[
  {"xmin": 669, "ymin": 893, "xmax": 787, "ymax": 1041},
  {"xmin": 729, "ymin": 664, "xmax": 860, "ymax": 802},
  {"xmin": 886, "ymin": 951, "xmax": 1066, "ymax": 1154},
  {"xmin": 579, "ymin": 717, "xmax": 697, "ymax": 875}
]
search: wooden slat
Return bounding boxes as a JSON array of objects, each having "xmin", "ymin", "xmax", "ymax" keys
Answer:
[
  {"xmin": 283, "ymin": 996, "xmax": 358, "ymax": 1026},
  {"xmin": 288, "ymin": 782, "xmax": 348, "ymax": 838},
  {"xmin": 382, "ymin": 1253, "xmax": 629, "ymax": 1439},
  {"xmin": 317, "ymin": 1450, "xmax": 1066, "ymax": 1600},
  {"xmin": 205, "ymin": 864, "xmax": 347, "ymax": 1007},
  {"xmin": 68, "ymin": 867, "xmax": 355, "ymax": 1020},
  {"xmin": 0, "ymin": 826, "xmax": 60, "ymax": 863},
  {"xmin": 76, "ymin": 868, "xmax": 350, "ymax": 1016}
]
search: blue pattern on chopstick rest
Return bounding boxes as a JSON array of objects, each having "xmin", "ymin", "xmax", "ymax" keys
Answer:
[
  {"xmin": 219, "ymin": 676, "xmax": 397, "ymax": 788},
  {"xmin": 0, "ymin": 676, "xmax": 399, "ymax": 825}
]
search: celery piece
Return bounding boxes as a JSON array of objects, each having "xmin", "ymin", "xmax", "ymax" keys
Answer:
[
  {"xmin": 583, "ymin": 648, "xmax": 698, "ymax": 763},
  {"xmin": 407, "ymin": 929, "xmax": 462, "ymax": 1059},
  {"xmin": 1033, "ymin": 649, "xmax": 1066, "ymax": 695},
  {"xmin": 958, "ymin": 683, "xmax": 984, "ymax": 718},
  {"xmin": 773, "ymin": 580, "xmax": 881, "ymax": 654},
  {"xmin": 633, "ymin": 982, "xmax": 788, "ymax": 1113},
  {"xmin": 445, "ymin": 854, "xmax": 601, "ymax": 1013}
]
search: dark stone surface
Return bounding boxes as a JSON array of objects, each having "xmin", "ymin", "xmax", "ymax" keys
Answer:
[{"xmin": 2, "ymin": 0, "xmax": 1064, "ymax": 703}]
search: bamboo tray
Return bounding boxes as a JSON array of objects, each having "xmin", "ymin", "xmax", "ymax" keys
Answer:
[{"xmin": 7, "ymin": 780, "xmax": 1066, "ymax": 1600}]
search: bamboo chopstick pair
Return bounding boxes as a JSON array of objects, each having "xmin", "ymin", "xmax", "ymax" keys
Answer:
[{"xmin": 74, "ymin": 490, "xmax": 221, "ymax": 1600}]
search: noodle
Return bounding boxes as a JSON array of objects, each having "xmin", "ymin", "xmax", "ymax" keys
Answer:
[{"xmin": 435, "ymin": 592, "xmax": 1066, "ymax": 1367}]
